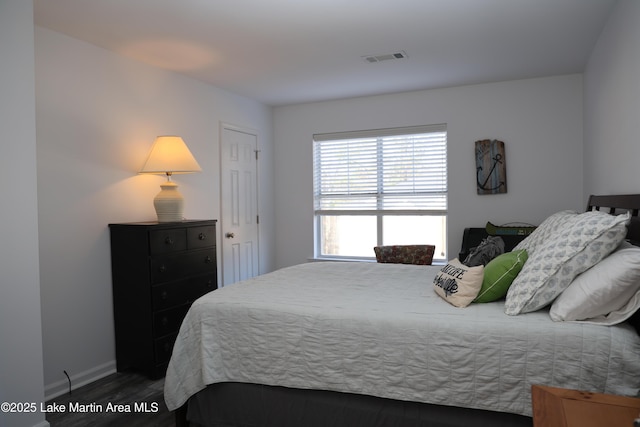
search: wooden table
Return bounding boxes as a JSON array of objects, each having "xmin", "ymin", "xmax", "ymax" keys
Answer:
[{"xmin": 532, "ymin": 385, "xmax": 640, "ymax": 427}]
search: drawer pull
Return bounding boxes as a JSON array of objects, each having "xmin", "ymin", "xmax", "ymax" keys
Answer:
[
  {"xmin": 164, "ymin": 237, "xmax": 174, "ymax": 245},
  {"xmin": 161, "ymin": 291, "xmax": 168, "ymax": 300},
  {"xmin": 161, "ymin": 317, "xmax": 168, "ymax": 327},
  {"xmin": 198, "ymin": 232, "xmax": 207, "ymax": 240},
  {"xmin": 205, "ymin": 256, "xmax": 212, "ymax": 264},
  {"xmin": 159, "ymin": 265, "xmax": 167, "ymax": 274}
]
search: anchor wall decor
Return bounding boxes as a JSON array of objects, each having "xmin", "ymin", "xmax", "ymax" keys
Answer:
[{"xmin": 475, "ymin": 139, "xmax": 507, "ymax": 195}]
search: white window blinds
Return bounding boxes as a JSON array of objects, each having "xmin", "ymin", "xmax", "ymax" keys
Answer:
[{"xmin": 313, "ymin": 124, "xmax": 447, "ymax": 212}]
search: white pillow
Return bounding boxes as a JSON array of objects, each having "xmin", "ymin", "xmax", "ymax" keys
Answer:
[
  {"xmin": 550, "ymin": 242, "xmax": 640, "ymax": 325},
  {"xmin": 505, "ymin": 211, "xmax": 630, "ymax": 315},
  {"xmin": 433, "ymin": 258, "xmax": 484, "ymax": 308}
]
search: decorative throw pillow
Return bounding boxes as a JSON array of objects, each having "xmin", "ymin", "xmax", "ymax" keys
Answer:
[
  {"xmin": 504, "ymin": 211, "xmax": 630, "ymax": 315},
  {"xmin": 513, "ymin": 210, "xmax": 577, "ymax": 256},
  {"xmin": 550, "ymin": 242, "xmax": 640, "ymax": 325},
  {"xmin": 474, "ymin": 250, "xmax": 528, "ymax": 303},
  {"xmin": 433, "ymin": 258, "xmax": 484, "ymax": 308},
  {"xmin": 373, "ymin": 245, "xmax": 435, "ymax": 265}
]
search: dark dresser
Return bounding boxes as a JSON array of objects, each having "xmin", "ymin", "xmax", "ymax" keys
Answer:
[{"xmin": 108, "ymin": 220, "xmax": 217, "ymax": 379}]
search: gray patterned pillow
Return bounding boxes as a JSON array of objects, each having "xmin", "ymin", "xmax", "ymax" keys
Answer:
[
  {"xmin": 504, "ymin": 211, "xmax": 630, "ymax": 315},
  {"xmin": 513, "ymin": 210, "xmax": 577, "ymax": 256}
]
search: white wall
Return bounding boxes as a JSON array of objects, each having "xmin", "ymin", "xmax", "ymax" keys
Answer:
[
  {"xmin": 273, "ymin": 75, "xmax": 584, "ymax": 268},
  {"xmin": 35, "ymin": 27, "xmax": 275, "ymax": 397},
  {"xmin": 584, "ymin": 0, "xmax": 640, "ymax": 196},
  {"xmin": 0, "ymin": 2, "xmax": 48, "ymax": 427}
]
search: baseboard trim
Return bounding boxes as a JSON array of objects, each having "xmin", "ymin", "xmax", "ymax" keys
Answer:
[{"xmin": 44, "ymin": 360, "xmax": 116, "ymax": 401}]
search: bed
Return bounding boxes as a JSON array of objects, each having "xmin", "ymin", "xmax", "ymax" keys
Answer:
[{"xmin": 165, "ymin": 194, "xmax": 640, "ymax": 427}]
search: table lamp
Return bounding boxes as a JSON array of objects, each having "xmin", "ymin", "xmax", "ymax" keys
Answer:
[{"xmin": 139, "ymin": 136, "xmax": 202, "ymax": 222}]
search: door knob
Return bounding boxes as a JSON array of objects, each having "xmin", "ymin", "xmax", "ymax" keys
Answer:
[{"xmin": 225, "ymin": 232, "xmax": 235, "ymax": 238}]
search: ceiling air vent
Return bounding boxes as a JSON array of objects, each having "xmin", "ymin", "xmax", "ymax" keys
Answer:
[{"xmin": 363, "ymin": 51, "xmax": 408, "ymax": 63}]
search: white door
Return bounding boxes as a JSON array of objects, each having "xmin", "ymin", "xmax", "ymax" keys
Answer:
[{"xmin": 220, "ymin": 124, "xmax": 260, "ymax": 286}]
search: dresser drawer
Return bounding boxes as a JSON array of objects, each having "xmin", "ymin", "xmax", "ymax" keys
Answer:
[
  {"xmin": 154, "ymin": 333, "xmax": 178, "ymax": 365},
  {"xmin": 152, "ymin": 273, "xmax": 216, "ymax": 311},
  {"xmin": 150, "ymin": 248, "xmax": 216, "ymax": 283},
  {"xmin": 149, "ymin": 228, "xmax": 187, "ymax": 254},
  {"xmin": 153, "ymin": 304, "xmax": 190, "ymax": 337},
  {"xmin": 187, "ymin": 225, "xmax": 216, "ymax": 249},
  {"xmin": 195, "ymin": 272, "xmax": 217, "ymax": 295},
  {"xmin": 187, "ymin": 248, "xmax": 216, "ymax": 275}
]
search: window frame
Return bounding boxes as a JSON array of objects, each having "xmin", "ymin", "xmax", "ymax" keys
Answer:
[{"xmin": 313, "ymin": 124, "xmax": 447, "ymax": 261}]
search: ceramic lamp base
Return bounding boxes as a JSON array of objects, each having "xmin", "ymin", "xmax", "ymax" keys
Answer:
[{"xmin": 154, "ymin": 181, "xmax": 184, "ymax": 222}]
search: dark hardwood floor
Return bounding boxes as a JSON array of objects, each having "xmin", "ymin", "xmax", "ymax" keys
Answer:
[{"xmin": 45, "ymin": 372, "xmax": 175, "ymax": 427}]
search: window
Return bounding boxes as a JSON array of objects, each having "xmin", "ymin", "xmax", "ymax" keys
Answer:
[{"xmin": 313, "ymin": 124, "xmax": 447, "ymax": 262}]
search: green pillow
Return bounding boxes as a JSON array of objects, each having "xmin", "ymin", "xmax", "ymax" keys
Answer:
[{"xmin": 474, "ymin": 250, "xmax": 528, "ymax": 303}]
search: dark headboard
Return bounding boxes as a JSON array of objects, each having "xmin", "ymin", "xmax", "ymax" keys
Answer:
[
  {"xmin": 587, "ymin": 194, "xmax": 640, "ymax": 333},
  {"xmin": 587, "ymin": 194, "xmax": 640, "ymax": 246}
]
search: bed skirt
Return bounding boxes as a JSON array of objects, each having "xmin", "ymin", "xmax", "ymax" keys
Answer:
[{"xmin": 181, "ymin": 382, "xmax": 533, "ymax": 427}]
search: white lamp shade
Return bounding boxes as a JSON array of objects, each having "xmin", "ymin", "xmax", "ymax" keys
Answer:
[{"xmin": 139, "ymin": 136, "xmax": 202, "ymax": 174}]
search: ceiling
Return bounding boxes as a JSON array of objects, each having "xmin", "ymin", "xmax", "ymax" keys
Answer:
[{"xmin": 33, "ymin": 0, "xmax": 617, "ymax": 106}]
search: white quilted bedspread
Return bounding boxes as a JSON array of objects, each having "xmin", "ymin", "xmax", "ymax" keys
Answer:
[{"xmin": 164, "ymin": 262, "xmax": 640, "ymax": 416}]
